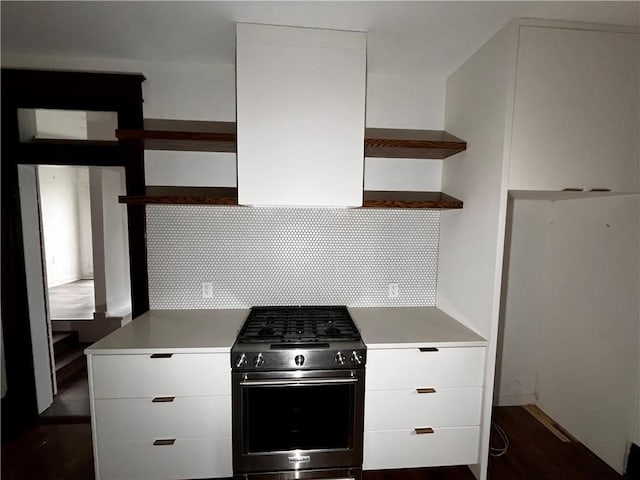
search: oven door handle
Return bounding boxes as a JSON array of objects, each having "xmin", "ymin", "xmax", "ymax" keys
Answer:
[{"xmin": 239, "ymin": 377, "xmax": 358, "ymax": 387}]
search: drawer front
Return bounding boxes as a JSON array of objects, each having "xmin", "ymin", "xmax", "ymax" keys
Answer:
[
  {"xmin": 364, "ymin": 387, "xmax": 482, "ymax": 431},
  {"xmin": 363, "ymin": 427, "xmax": 480, "ymax": 470},
  {"xmin": 98, "ymin": 437, "xmax": 232, "ymax": 480},
  {"xmin": 95, "ymin": 396, "xmax": 231, "ymax": 442},
  {"xmin": 366, "ymin": 347, "xmax": 486, "ymax": 390},
  {"xmin": 91, "ymin": 353, "xmax": 230, "ymax": 398}
]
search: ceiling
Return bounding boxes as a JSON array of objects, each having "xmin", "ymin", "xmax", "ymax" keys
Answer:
[{"xmin": 2, "ymin": 1, "xmax": 638, "ymax": 76}]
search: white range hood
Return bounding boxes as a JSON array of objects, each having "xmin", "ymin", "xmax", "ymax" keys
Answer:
[{"xmin": 236, "ymin": 23, "xmax": 367, "ymax": 207}]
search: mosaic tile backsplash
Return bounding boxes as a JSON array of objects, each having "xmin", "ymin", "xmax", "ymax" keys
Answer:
[{"xmin": 147, "ymin": 205, "xmax": 440, "ymax": 309}]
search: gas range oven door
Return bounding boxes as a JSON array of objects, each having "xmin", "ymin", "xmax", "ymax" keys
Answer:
[{"xmin": 232, "ymin": 368, "xmax": 365, "ymax": 475}]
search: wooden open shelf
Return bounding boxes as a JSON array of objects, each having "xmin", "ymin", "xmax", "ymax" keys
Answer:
[
  {"xmin": 119, "ymin": 187, "xmax": 462, "ymax": 210},
  {"xmin": 119, "ymin": 187, "xmax": 239, "ymax": 206},
  {"xmin": 362, "ymin": 191, "xmax": 463, "ymax": 209},
  {"xmin": 117, "ymin": 120, "xmax": 466, "ymax": 159},
  {"xmin": 116, "ymin": 119, "xmax": 236, "ymax": 152},
  {"xmin": 117, "ymin": 120, "xmax": 466, "ymax": 209},
  {"xmin": 364, "ymin": 128, "xmax": 466, "ymax": 159}
]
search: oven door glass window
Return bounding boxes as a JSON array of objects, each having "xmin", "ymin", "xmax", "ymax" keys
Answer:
[{"xmin": 244, "ymin": 383, "xmax": 353, "ymax": 453}]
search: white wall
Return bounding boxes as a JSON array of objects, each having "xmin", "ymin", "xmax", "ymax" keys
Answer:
[
  {"xmin": 439, "ymin": 22, "xmax": 518, "ymax": 480},
  {"xmin": 35, "ymin": 109, "xmax": 87, "ymax": 139},
  {"xmin": 76, "ymin": 168, "xmax": 93, "ymax": 278},
  {"xmin": 90, "ymin": 167, "xmax": 131, "ymax": 318},
  {"xmin": 366, "ymin": 72, "xmax": 444, "ymax": 129},
  {"xmin": 38, "ymin": 166, "xmax": 82, "ymax": 287},
  {"xmin": 86, "ymin": 111, "xmax": 117, "ymax": 141},
  {"xmin": 101, "ymin": 168, "xmax": 132, "ymax": 317}
]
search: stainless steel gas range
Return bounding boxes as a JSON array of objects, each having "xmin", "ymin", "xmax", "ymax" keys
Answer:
[{"xmin": 231, "ymin": 306, "xmax": 367, "ymax": 480}]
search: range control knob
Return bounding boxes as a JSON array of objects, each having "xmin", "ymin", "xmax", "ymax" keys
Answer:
[
  {"xmin": 294, "ymin": 354, "xmax": 305, "ymax": 367},
  {"xmin": 235, "ymin": 353, "xmax": 247, "ymax": 368},
  {"xmin": 351, "ymin": 351, "xmax": 363, "ymax": 365},
  {"xmin": 253, "ymin": 353, "xmax": 264, "ymax": 368},
  {"xmin": 335, "ymin": 352, "xmax": 346, "ymax": 365}
]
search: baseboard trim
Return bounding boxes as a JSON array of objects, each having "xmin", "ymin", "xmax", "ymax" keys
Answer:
[{"xmin": 523, "ymin": 404, "xmax": 577, "ymax": 443}]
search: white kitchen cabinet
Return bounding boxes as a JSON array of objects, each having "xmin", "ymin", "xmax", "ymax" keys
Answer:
[
  {"xmin": 88, "ymin": 352, "xmax": 232, "ymax": 480},
  {"xmin": 364, "ymin": 427, "xmax": 481, "ymax": 470},
  {"xmin": 363, "ymin": 346, "xmax": 486, "ymax": 471},
  {"xmin": 94, "ymin": 396, "xmax": 231, "ymax": 442},
  {"xmin": 91, "ymin": 352, "xmax": 230, "ymax": 398},
  {"xmin": 364, "ymin": 387, "xmax": 483, "ymax": 431},
  {"xmin": 365, "ymin": 347, "xmax": 486, "ymax": 391},
  {"xmin": 439, "ymin": 19, "xmax": 639, "ymax": 479},
  {"xmin": 99, "ymin": 438, "xmax": 232, "ymax": 480},
  {"xmin": 236, "ymin": 23, "xmax": 366, "ymax": 207},
  {"xmin": 509, "ymin": 26, "xmax": 639, "ymax": 193}
]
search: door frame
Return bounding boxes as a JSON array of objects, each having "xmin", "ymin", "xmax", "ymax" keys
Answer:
[{"xmin": 1, "ymin": 68, "xmax": 147, "ymax": 436}]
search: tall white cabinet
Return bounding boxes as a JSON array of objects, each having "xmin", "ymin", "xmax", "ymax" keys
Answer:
[
  {"xmin": 439, "ymin": 19, "xmax": 639, "ymax": 479},
  {"xmin": 509, "ymin": 26, "xmax": 639, "ymax": 193}
]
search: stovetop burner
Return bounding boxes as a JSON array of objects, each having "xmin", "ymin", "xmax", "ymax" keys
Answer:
[
  {"xmin": 232, "ymin": 306, "xmax": 366, "ymax": 372},
  {"xmin": 236, "ymin": 306, "xmax": 361, "ymax": 344}
]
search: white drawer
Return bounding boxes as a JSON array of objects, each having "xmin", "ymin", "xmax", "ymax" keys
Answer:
[
  {"xmin": 364, "ymin": 387, "xmax": 482, "ymax": 431},
  {"xmin": 363, "ymin": 426, "xmax": 480, "ymax": 470},
  {"xmin": 90, "ymin": 353, "xmax": 230, "ymax": 398},
  {"xmin": 365, "ymin": 347, "xmax": 486, "ymax": 390},
  {"xmin": 95, "ymin": 396, "xmax": 231, "ymax": 442},
  {"xmin": 98, "ymin": 437, "xmax": 232, "ymax": 480}
]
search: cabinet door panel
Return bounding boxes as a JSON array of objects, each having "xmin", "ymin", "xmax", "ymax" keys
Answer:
[
  {"xmin": 99, "ymin": 437, "xmax": 232, "ymax": 479},
  {"xmin": 364, "ymin": 387, "xmax": 482, "ymax": 431},
  {"xmin": 366, "ymin": 347, "xmax": 486, "ymax": 390},
  {"xmin": 363, "ymin": 427, "xmax": 480, "ymax": 470},
  {"xmin": 510, "ymin": 27, "xmax": 639, "ymax": 192},
  {"xmin": 95, "ymin": 396, "xmax": 231, "ymax": 442},
  {"xmin": 91, "ymin": 353, "xmax": 230, "ymax": 398}
]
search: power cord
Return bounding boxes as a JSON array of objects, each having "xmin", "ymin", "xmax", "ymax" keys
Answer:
[{"xmin": 490, "ymin": 422, "xmax": 510, "ymax": 457}]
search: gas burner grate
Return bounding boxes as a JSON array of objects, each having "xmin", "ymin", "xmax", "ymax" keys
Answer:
[{"xmin": 237, "ymin": 306, "xmax": 361, "ymax": 344}]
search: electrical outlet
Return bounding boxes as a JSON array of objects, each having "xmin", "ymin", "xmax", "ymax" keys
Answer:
[
  {"xmin": 202, "ymin": 282, "xmax": 213, "ymax": 299},
  {"xmin": 388, "ymin": 283, "xmax": 399, "ymax": 299}
]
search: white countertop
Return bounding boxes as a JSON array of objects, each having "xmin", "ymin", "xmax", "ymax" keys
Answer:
[
  {"xmin": 349, "ymin": 307, "xmax": 487, "ymax": 349},
  {"xmin": 85, "ymin": 309, "xmax": 249, "ymax": 355},
  {"xmin": 85, "ymin": 306, "xmax": 486, "ymax": 355}
]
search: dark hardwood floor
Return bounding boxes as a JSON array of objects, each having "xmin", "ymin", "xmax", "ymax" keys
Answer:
[
  {"xmin": 1, "ymin": 406, "xmax": 626, "ymax": 480},
  {"xmin": 40, "ymin": 368, "xmax": 91, "ymax": 421},
  {"xmin": 1, "ymin": 423, "xmax": 95, "ymax": 479},
  {"xmin": 489, "ymin": 407, "xmax": 624, "ymax": 480}
]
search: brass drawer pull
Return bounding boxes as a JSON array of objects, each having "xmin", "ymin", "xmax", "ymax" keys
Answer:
[
  {"xmin": 150, "ymin": 353, "xmax": 173, "ymax": 359},
  {"xmin": 416, "ymin": 388, "xmax": 436, "ymax": 394},
  {"xmin": 419, "ymin": 347, "xmax": 439, "ymax": 352},
  {"xmin": 152, "ymin": 396, "xmax": 175, "ymax": 403},
  {"xmin": 153, "ymin": 439, "xmax": 176, "ymax": 446},
  {"xmin": 414, "ymin": 427, "xmax": 435, "ymax": 435}
]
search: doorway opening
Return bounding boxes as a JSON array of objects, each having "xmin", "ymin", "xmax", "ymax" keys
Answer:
[
  {"xmin": 19, "ymin": 162, "xmax": 131, "ymax": 421},
  {"xmin": 39, "ymin": 165, "xmax": 95, "ymax": 322}
]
